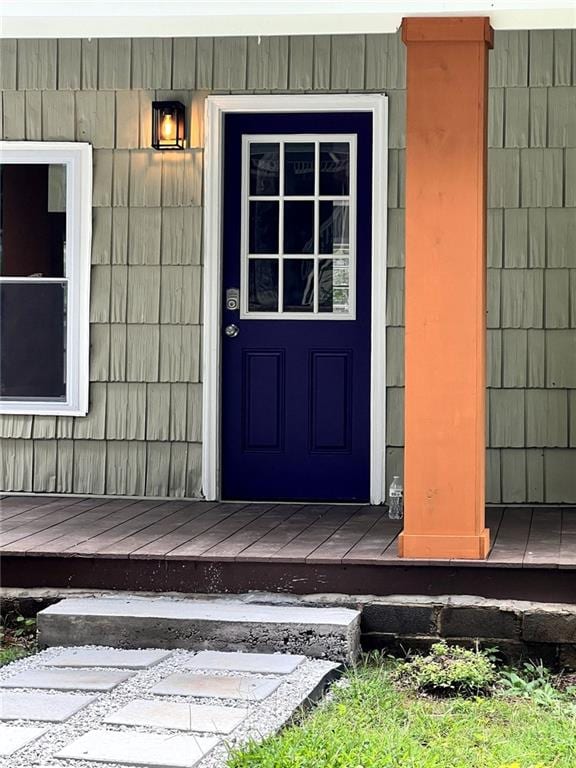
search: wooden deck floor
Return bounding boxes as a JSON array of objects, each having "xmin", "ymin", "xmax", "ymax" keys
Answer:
[{"xmin": 2, "ymin": 496, "xmax": 576, "ymax": 601}]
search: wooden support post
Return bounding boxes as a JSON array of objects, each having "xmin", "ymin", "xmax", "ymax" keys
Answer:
[{"xmin": 399, "ymin": 17, "xmax": 493, "ymax": 559}]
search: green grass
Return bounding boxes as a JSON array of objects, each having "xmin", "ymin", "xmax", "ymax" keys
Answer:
[
  {"xmin": 228, "ymin": 663, "xmax": 576, "ymax": 768},
  {"xmin": 0, "ymin": 645, "xmax": 29, "ymax": 667},
  {"xmin": 0, "ymin": 614, "xmax": 38, "ymax": 667}
]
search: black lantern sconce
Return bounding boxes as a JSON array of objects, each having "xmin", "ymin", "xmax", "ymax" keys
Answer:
[{"xmin": 152, "ymin": 101, "xmax": 186, "ymax": 150}]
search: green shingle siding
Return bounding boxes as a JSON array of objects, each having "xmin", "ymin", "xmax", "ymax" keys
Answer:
[{"xmin": 0, "ymin": 30, "xmax": 574, "ymax": 501}]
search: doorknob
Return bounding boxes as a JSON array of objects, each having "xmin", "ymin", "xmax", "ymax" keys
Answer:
[{"xmin": 225, "ymin": 324, "xmax": 239, "ymax": 338}]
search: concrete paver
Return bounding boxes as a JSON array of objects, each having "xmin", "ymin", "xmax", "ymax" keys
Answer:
[
  {"xmin": 151, "ymin": 672, "xmax": 281, "ymax": 701},
  {"xmin": 0, "ymin": 668, "xmax": 134, "ymax": 691},
  {"xmin": 0, "ymin": 644, "xmax": 339, "ymax": 768},
  {"xmin": 41, "ymin": 597, "xmax": 358, "ymax": 624},
  {"xmin": 46, "ymin": 648, "xmax": 172, "ymax": 669},
  {"xmin": 188, "ymin": 650, "xmax": 305, "ymax": 674},
  {"xmin": 104, "ymin": 698, "xmax": 248, "ymax": 734},
  {"xmin": 56, "ymin": 728, "xmax": 219, "ymax": 767},
  {"xmin": 0, "ymin": 725, "xmax": 47, "ymax": 756},
  {"xmin": 39, "ymin": 597, "xmax": 361, "ymax": 662},
  {"xmin": 0, "ymin": 691, "xmax": 97, "ymax": 722}
]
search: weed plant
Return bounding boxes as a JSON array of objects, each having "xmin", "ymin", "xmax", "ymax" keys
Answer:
[
  {"xmin": 0, "ymin": 612, "xmax": 37, "ymax": 666},
  {"xmin": 229, "ymin": 649, "xmax": 576, "ymax": 768},
  {"xmin": 394, "ymin": 641, "xmax": 496, "ymax": 696}
]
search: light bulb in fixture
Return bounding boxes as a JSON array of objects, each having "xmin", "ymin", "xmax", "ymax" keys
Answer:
[{"xmin": 161, "ymin": 113, "xmax": 174, "ymax": 141}]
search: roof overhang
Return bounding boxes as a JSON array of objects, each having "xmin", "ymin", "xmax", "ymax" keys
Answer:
[{"xmin": 2, "ymin": 1, "xmax": 575, "ymax": 38}]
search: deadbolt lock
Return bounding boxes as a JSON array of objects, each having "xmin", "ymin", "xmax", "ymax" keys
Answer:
[{"xmin": 226, "ymin": 288, "xmax": 240, "ymax": 311}]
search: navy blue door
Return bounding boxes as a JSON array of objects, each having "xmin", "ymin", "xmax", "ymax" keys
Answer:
[{"xmin": 221, "ymin": 112, "xmax": 373, "ymax": 501}]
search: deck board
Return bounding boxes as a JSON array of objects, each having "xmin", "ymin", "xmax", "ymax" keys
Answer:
[
  {"xmin": 169, "ymin": 503, "xmax": 276, "ymax": 559},
  {"xmin": 559, "ymin": 509, "xmax": 576, "ymax": 568},
  {"xmin": 0, "ymin": 499, "xmax": 108, "ymax": 548},
  {"xmin": 65, "ymin": 500, "xmax": 189, "ymax": 555},
  {"xmin": 39, "ymin": 500, "xmax": 183, "ymax": 556},
  {"xmin": 131, "ymin": 502, "xmax": 249, "ymax": 559},
  {"xmin": 0, "ymin": 496, "xmax": 67, "ymax": 522},
  {"xmin": 0, "ymin": 497, "xmax": 88, "ymax": 530},
  {"xmin": 0, "ymin": 497, "xmax": 87, "ymax": 532},
  {"xmin": 3, "ymin": 499, "xmax": 143, "ymax": 555},
  {"xmin": 34, "ymin": 499, "xmax": 172, "ymax": 556},
  {"xmin": 523, "ymin": 507, "xmax": 562, "ymax": 568},
  {"xmin": 487, "ymin": 507, "xmax": 533, "ymax": 566},
  {"xmin": 1, "ymin": 498, "xmax": 574, "ymax": 574},
  {"xmin": 486, "ymin": 506, "xmax": 505, "ymax": 541},
  {"xmin": 204, "ymin": 505, "xmax": 298, "ymax": 561},
  {"xmin": 236, "ymin": 504, "xmax": 327, "ymax": 561},
  {"xmin": 272, "ymin": 505, "xmax": 361, "ymax": 562},
  {"xmin": 100, "ymin": 501, "xmax": 221, "ymax": 557},
  {"xmin": 343, "ymin": 514, "xmax": 402, "ymax": 563},
  {"xmin": 307, "ymin": 505, "xmax": 385, "ymax": 564},
  {"xmin": 560, "ymin": 508, "xmax": 576, "ymax": 535},
  {"xmin": 559, "ymin": 510, "xmax": 576, "ymax": 568},
  {"xmin": 378, "ymin": 532, "xmax": 403, "ymax": 561},
  {"xmin": 444, "ymin": 507, "xmax": 506, "ymax": 567}
]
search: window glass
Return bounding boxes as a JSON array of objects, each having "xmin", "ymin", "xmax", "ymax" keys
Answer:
[
  {"xmin": 249, "ymin": 201, "xmax": 279, "ymax": 254},
  {"xmin": 319, "ymin": 142, "xmax": 350, "ymax": 196},
  {"xmin": 249, "ymin": 143, "xmax": 279, "ymax": 196},
  {"xmin": 248, "ymin": 259, "xmax": 279, "ymax": 312},
  {"xmin": 284, "ymin": 201, "xmax": 314, "ymax": 254},
  {"xmin": 0, "ymin": 163, "xmax": 68, "ymax": 402},
  {"xmin": 0, "ymin": 164, "xmax": 66, "ymax": 277},
  {"xmin": 318, "ymin": 258, "xmax": 350, "ymax": 314},
  {"xmin": 283, "ymin": 259, "xmax": 314, "ymax": 312},
  {"xmin": 319, "ymin": 201, "xmax": 350, "ymax": 255},
  {"xmin": 0, "ymin": 282, "xmax": 66, "ymax": 399},
  {"xmin": 284, "ymin": 143, "xmax": 315, "ymax": 196}
]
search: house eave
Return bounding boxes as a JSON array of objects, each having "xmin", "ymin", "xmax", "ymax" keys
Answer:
[{"xmin": 2, "ymin": 1, "xmax": 575, "ymax": 38}]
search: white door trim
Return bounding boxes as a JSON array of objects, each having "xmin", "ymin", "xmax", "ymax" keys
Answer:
[{"xmin": 202, "ymin": 93, "xmax": 388, "ymax": 504}]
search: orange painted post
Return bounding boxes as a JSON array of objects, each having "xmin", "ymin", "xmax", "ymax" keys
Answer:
[{"xmin": 398, "ymin": 17, "xmax": 493, "ymax": 560}]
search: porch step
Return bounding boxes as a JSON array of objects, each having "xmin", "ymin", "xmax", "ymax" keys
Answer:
[{"xmin": 37, "ymin": 596, "xmax": 361, "ymax": 663}]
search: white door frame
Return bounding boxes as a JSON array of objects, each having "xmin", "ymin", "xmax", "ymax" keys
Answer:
[{"xmin": 202, "ymin": 93, "xmax": 388, "ymax": 504}]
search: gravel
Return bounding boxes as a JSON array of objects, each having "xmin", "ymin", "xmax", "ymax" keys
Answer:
[{"xmin": 0, "ymin": 646, "xmax": 340, "ymax": 768}]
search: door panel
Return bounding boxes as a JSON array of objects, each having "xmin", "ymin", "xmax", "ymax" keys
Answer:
[
  {"xmin": 221, "ymin": 112, "xmax": 373, "ymax": 501},
  {"xmin": 242, "ymin": 350, "xmax": 285, "ymax": 452},
  {"xmin": 309, "ymin": 350, "xmax": 352, "ymax": 453}
]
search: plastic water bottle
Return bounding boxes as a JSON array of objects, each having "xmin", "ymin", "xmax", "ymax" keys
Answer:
[{"xmin": 388, "ymin": 476, "xmax": 404, "ymax": 520}]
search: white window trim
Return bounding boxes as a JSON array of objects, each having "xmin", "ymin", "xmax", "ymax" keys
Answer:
[
  {"xmin": 0, "ymin": 141, "xmax": 92, "ymax": 416},
  {"xmin": 241, "ymin": 133, "xmax": 357, "ymax": 321},
  {"xmin": 203, "ymin": 94, "xmax": 388, "ymax": 505}
]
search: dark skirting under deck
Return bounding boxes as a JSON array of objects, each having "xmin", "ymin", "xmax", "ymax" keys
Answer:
[{"xmin": 1, "ymin": 497, "xmax": 575, "ymax": 603}]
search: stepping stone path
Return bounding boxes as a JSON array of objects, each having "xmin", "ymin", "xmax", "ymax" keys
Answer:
[
  {"xmin": 188, "ymin": 650, "xmax": 306, "ymax": 674},
  {"xmin": 0, "ymin": 691, "xmax": 97, "ymax": 722},
  {"xmin": 0, "ymin": 725, "xmax": 47, "ymax": 756},
  {"xmin": 45, "ymin": 648, "xmax": 171, "ymax": 669},
  {"xmin": 151, "ymin": 672, "xmax": 282, "ymax": 700},
  {"xmin": 57, "ymin": 729, "xmax": 219, "ymax": 767},
  {"xmin": 0, "ymin": 646, "xmax": 340, "ymax": 768},
  {"xmin": 104, "ymin": 699, "xmax": 249, "ymax": 734},
  {"xmin": 0, "ymin": 668, "xmax": 134, "ymax": 691}
]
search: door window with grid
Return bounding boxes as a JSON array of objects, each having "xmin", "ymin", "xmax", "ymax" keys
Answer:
[{"xmin": 241, "ymin": 135, "xmax": 356, "ymax": 319}]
